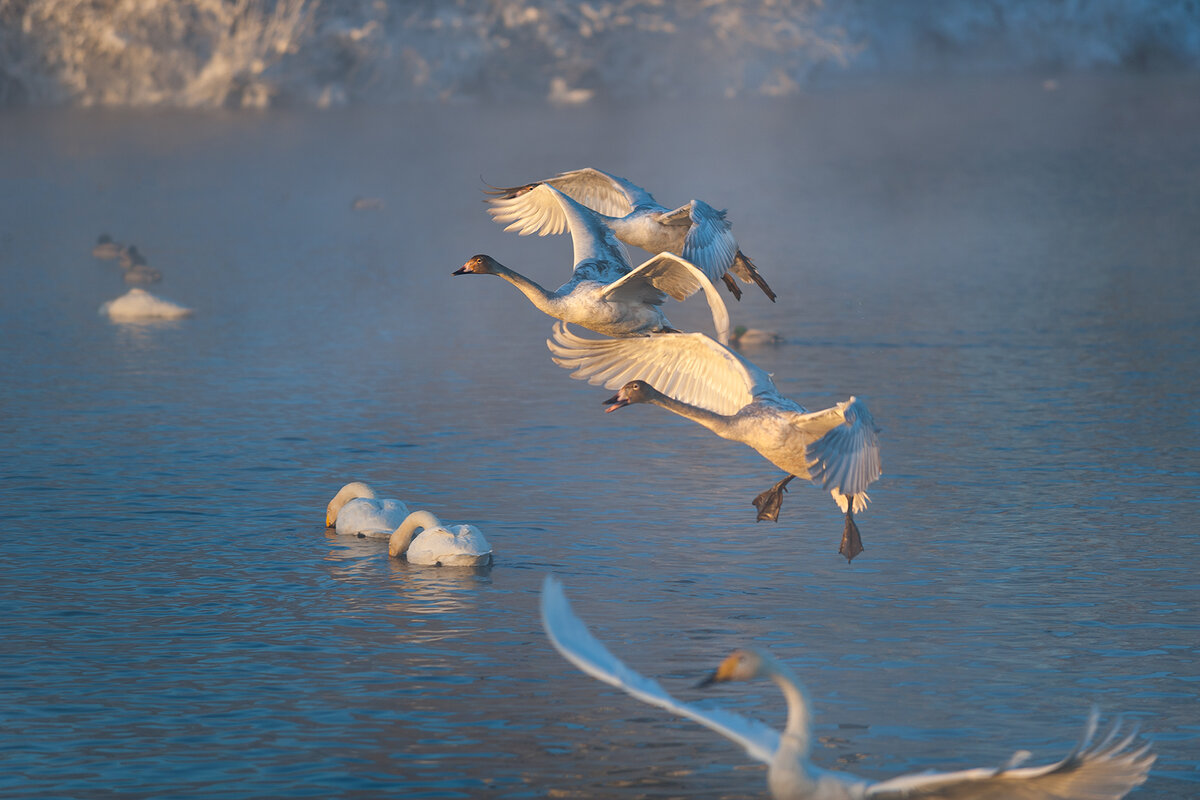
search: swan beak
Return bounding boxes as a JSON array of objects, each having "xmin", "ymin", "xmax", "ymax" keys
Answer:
[
  {"xmin": 603, "ymin": 393, "xmax": 630, "ymax": 413},
  {"xmin": 695, "ymin": 653, "xmax": 740, "ymax": 688},
  {"xmin": 452, "ymin": 265, "xmax": 469, "ymax": 275},
  {"xmin": 695, "ymin": 670, "xmax": 719, "ymax": 689},
  {"xmin": 325, "ymin": 512, "xmax": 335, "ymax": 527}
]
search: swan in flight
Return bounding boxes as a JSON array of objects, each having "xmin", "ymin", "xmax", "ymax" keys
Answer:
[
  {"xmin": 457, "ymin": 183, "xmax": 731, "ymax": 344},
  {"xmin": 325, "ymin": 481, "xmax": 410, "ymax": 538},
  {"xmin": 547, "ymin": 322, "xmax": 880, "ymax": 561},
  {"xmin": 540, "ymin": 575, "xmax": 1155, "ymax": 800},
  {"xmin": 484, "ymin": 167, "xmax": 776, "ymax": 302},
  {"xmin": 389, "ymin": 510, "xmax": 493, "ymax": 567}
]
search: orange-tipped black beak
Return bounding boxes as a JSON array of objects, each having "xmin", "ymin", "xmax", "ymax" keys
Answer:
[
  {"xmin": 695, "ymin": 670, "xmax": 719, "ymax": 689},
  {"xmin": 452, "ymin": 265, "xmax": 469, "ymax": 275},
  {"xmin": 603, "ymin": 393, "xmax": 629, "ymax": 413}
]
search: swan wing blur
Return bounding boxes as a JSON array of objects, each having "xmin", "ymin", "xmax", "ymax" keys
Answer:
[
  {"xmin": 547, "ymin": 323, "xmax": 773, "ymax": 416},
  {"xmin": 601, "ymin": 252, "xmax": 732, "ymax": 344},
  {"xmin": 865, "ymin": 710, "xmax": 1154, "ymax": 800},
  {"xmin": 801, "ymin": 397, "xmax": 883, "ymax": 498},
  {"xmin": 486, "ymin": 168, "xmax": 652, "ymax": 235},
  {"xmin": 540, "ymin": 576, "xmax": 780, "ymax": 766}
]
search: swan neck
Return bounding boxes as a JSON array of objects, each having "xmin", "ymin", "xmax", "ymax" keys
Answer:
[
  {"xmin": 390, "ymin": 510, "xmax": 441, "ymax": 557},
  {"xmin": 769, "ymin": 663, "xmax": 812, "ymax": 755},
  {"xmin": 648, "ymin": 391, "xmax": 729, "ymax": 434},
  {"xmin": 491, "ymin": 262, "xmax": 556, "ymax": 311}
]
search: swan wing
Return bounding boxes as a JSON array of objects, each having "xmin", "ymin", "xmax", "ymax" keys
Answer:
[
  {"xmin": 600, "ymin": 253, "xmax": 732, "ymax": 344},
  {"xmin": 865, "ymin": 710, "xmax": 1154, "ymax": 800},
  {"xmin": 335, "ymin": 498, "xmax": 410, "ymax": 537},
  {"xmin": 486, "ymin": 168, "xmax": 652, "ymax": 235},
  {"xmin": 800, "ymin": 397, "xmax": 882, "ymax": 499},
  {"xmin": 547, "ymin": 323, "xmax": 772, "ymax": 416},
  {"xmin": 679, "ymin": 200, "xmax": 738, "ymax": 284},
  {"xmin": 540, "ymin": 576, "xmax": 780, "ymax": 765}
]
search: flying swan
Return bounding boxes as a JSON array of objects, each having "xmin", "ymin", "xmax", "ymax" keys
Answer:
[
  {"xmin": 325, "ymin": 481, "xmax": 410, "ymax": 538},
  {"xmin": 547, "ymin": 322, "xmax": 881, "ymax": 561},
  {"xmin": 484, "ymin": 167, "xmax": 776, "ymax": 302},
  {"xmin": 458, "ymin": 182, "xmax": 731, "ymax": 344},
  {"xmin": 540, "ymin": 575, "xmax": 1155, "ymax": 800},
  {"xmin": 388, "ymin": 510, "xmax": 493, "ymax": 567}
]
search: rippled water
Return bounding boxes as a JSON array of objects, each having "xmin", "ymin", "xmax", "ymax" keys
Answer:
[{"xmin": 1, "ymin": 75, "xmax": 1197, "ymax": 799}]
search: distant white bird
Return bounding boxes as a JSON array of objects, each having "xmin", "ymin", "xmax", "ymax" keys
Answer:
[
  {"xmin": 548, "ymin": 323, "xmax": 880, "ymax": 560},
  {"xmin": 731, "ymin": 325, "xmax": 784, "ymax": 348},
  {"xmin": 540, "ymin": 575, "xmax": 1155, "ymax": 800},
  {"xmin": 99, "ymin": 288, "xmax": 191, "ymax": 321},
  {"xmin": 325, "ymin": 481, "xmax": 410, "ymax": 538},
  {"xmin": 485, "ymin": 167, "xmax": 776, "ymax": 302},
  {"xmin": 388, "ymin": 510, "xmax": 493, "ymax": 567},
  {"xmin": 457, "ymin": 183, "xmax": 731, "ymax": 343}
]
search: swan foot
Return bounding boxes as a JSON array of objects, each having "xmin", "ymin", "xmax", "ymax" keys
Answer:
[
  {"xmin": 839, "ymin": 507, "xmax": 864, "ymax": 563},
  {"xmin": 753, "ymin": 475, "xmax": 795, "ymax": 522},
  {"xmin": 720, "ymin": 273, "xmax": 743, "ymax": 301}
]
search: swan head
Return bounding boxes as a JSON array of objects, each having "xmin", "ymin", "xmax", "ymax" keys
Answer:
[
  {"xmin": 603, "ymin": 380, "xmax": 657, "ymax": 413},
  {"xmin": 325, "ymin": 481, "xmax": 375, "ymax": 527},
  {"xmin": 454, "ymin": 254, "xmax": 500, "ymax": 276},
  {"xmin": 696, "ymin": 648, "xmax": 770, "ymax": 687}
]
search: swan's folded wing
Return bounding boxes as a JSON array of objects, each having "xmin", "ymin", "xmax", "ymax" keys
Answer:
[
  {"xmin": 601, "ymin": 253, "xmax": 731, "ymax": 344},
  {"xmin": 680, "ymin": 200, "xmax": 738, "ymax": 285},
  {"xmin": 803, "ymin": 397, "xmax": 882, "ymax": 498},
  {"xmin": 486, "ymin": 168, "xmax": 648, "ymax": 235},
  {"xmin": 540, "ymin": 576, "xmax": 780, "ymax": 766},
  {"xmin": 547, "ymin": 323, "xmax": 770, "ymax": 416},
  {"xmin": 864, "ymin": 711, "xmax": 1154, "ymax": 800}
]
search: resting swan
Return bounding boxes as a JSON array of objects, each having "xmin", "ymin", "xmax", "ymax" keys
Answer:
[
  {"xmin": 541, "ymin": 576, "xmax": 1155, "ymax": 800},
  {"xmin": 388, "ymin": 510, "xmax": 493, "ymax": 567},
  {"xmin": 457, "ymin": 182, "xmax": 731, "ymax": 344},
  {"xmin": 485, "ymin": 167, "xmax": 776, "ymax": 302},
  {"xmin": 325, "ymin": 481, "xmax": 410, "ymax": 538},
  {"xmin": 548, "ymin": 322, "xmax": 880, "ymax": 561}
]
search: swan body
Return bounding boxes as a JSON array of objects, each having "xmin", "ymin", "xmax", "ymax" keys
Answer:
[
  {"xmin": 99, "ymin": 288, "xmax": 192, "ymax": 321},
  {"xmin": 548, "ymin": 322, "xmax": 880, "ymax": 560},
  {"xmin": 458, "ymin": 183, "xmax": 731, "ymax": 343},
  {"xmin": 388, "ymin": 510, "xmax": 493, "ymax": 567},
  {"xmin": 541, "ymin": 576, "xmax": 1155, "ymax": 800},
  {"xmin": 325, "ymin": 481, "xmax": 410, "ymax": 538},
  {"xmin": 92, "ymin": 234, "xmax": 123, "ymax": 260},
  {"xmin": 485, "ymin": 168, "xmax": 776, "ymax": 302},
  {"xmin": 731, "ymin": 326, "xmax": 784, "ymax": 347}
]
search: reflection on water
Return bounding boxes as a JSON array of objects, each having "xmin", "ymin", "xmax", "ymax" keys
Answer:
[{"xmin": 0, "ymin": 75, "xmax": 1197, "ymax": 798}]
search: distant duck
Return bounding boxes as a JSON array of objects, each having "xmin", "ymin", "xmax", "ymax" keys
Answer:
[
  {"xmin": 388, "ymin": 510, "xmax": 493, "ymax": 567},
  {"xmin": 118, "ymin": 244, "xmax": 147, "ymax": 270},
  {"xmin": 548, "ymin": 323, "xmax": 880, "ymax": 561},
  {"xmin": 92, "ymin": 234, "xmax": 124, "ymax": 260},
  {"xmin": 457, "ymin": 183, "xmax": 731, "ymax": 343},
  {"xmin": 485, "ymin": 168, "xmax": 775, "ymax": 302},
  {"xmin": 731, "ymin": 326, "xmax": 783, "ymax": 347},
  {"xmin": 325, "ymin": 481, "xmax": 410, "ymax": 538},
  {"xmin": 99, "ymin": 288, "xmax": 192, "ymax": 321}
]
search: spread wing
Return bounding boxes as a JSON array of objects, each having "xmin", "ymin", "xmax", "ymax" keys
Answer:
[
  {"xmin": 547, "ymin": 323, "xmax": 774, "ymax": 416},
  {"xmin": 865, "ymin": 710, "xmax": 1154, "ymax": 800},
  {"xmin": 677, "ymin": 200, "xmax": 738, "ymax": 284},
  {"xmin": 600, "ymin": 252, "xmax": 731, "ymax": 344},
  {"xmin": 485, "ymin": 168, "xmax": 657, "ymax": 235},
  {"xmin": 802, "ymin": 397, "xmax": 882, "ymax": 499},
  {"xmin": 540, "ymin": 575, "xmax": 781, "ymax": 766}
]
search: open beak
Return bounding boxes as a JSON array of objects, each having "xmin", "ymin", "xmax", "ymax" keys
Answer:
[{"xmin": 603, "ymin": 393, "xmax": 629, "ymax": 413}]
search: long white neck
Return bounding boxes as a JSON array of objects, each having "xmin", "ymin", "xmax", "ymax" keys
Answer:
[
  {"xmin": 646, "ymin": 389, "xmax": 734, "ymax": 439},
  {"xmin": 489, "ymin": 262, "xmax": 559, "ymax": 315},
  {"xmin": 389, "ymin": 510, "xmax": 442, "ymax": 557}
]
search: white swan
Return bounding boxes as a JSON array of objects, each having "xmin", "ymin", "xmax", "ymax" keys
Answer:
[
  {"xmin": 458, "ymin": 182, "xmax": 731, "ymax": 344},
  {"xmin": 99, "ymin": 288, "xmax": 191, "ymax": 321},
  {"xmin": 325, "ymin": 481, "xmax": 410, "ymax": 538},
  {"xmin": 540, "ymin": 576, "xmax": 1155, "ymax": 800},
  {"xmin": 388, "ymin": 510, "xmax": 493, "ymax": 567},
  {"xmin": 485, "ymin": 168, "xmax": 776, "ymax": 302},
  {"xmin": 731, "ymin": 325, "xmax": 784, "ymax": 347},
  {"xmin": 548, "ymin": 322, "xmax": 880, "ymax": 561}
]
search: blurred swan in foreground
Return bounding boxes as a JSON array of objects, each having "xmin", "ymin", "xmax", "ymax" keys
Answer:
[
  {"xmin": 540, "ymin": 575, "xmax": 1155, "ymax": 800},
  {"xmin": 389, "ymin": 510, "xmax": 493, "ymax": 567},
  {"xmin": 457, "ymin": 183, "xmax": 731, "ymax": 344},
  {"xmin": 485, "ymin": 168, "xmax": 776, "ymax": 302},
  {"xmin": 325, "ymin": 481, "xmax": 410, "ymax": 538},
  {"xmin": 548, "ymin": 323, "xmax": 880, "ymax": 561},
  {"xmin": 100, "ymin": 288, "xmax": 192, "ymax": 321}
]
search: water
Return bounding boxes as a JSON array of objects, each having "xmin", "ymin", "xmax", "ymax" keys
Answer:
[{"xmin": 1, "ymin": 74, "xmax": 1198, "ymax": 798}]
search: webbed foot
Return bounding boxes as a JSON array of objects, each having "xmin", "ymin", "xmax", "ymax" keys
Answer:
[
  {"xmin": 839, "ymin": 507, "xmax": 864, "ymax": 562},
  {"xmin": 753, "ymin": 475, "xmax": 795, "ymax": 522}
]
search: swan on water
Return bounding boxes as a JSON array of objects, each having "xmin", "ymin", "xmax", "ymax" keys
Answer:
[
  {"xmin": 540, "ymin": 575, "xmax": 1155, "ymax": 800},
  {"xmin": 484, "ymin": 167, "xmax": 776, "ymax": 302},
  {"xmin": 325, "ymin": 481, "xmax": 410, "ymax": 538},
  {"xmin": 457, "ymin": 183, "xmax": 731, "ymax": 344},
  {"xmin": 388, "ymin": 510, "xmax": 493, "ymax": 567},
  {"xmin": 92, "ymin": 234, "xmax": 124, "ymax": 260},
  {"xmin": 547, "ymin": 322, "xmax": 880, "ymax": 561},
  {"xmin": 99, "ymin": 288, "xmax": 191, "ymax": 321},
  {"xmin": 731, "ymin": 326, "xmax": 784, "ymax": 347}
]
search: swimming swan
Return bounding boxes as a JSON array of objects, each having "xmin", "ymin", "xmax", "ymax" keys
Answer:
[
  {"xmin": 99, "ymin": 288, "xmax": 191, "ymax": 321},
  {"xmin": 325, "ymin": 481, "xmax": 410, "ymax": 538},
  {"xmin": 540, "ymin": 576, "xmax": 1155, "ymax": 800},
  {"xmin": 485, "ymin": 168, "xmax": 776, "ymax": 302},
  {"xmin": 388, "ymin": 510, "xmax": 493, "ymax": 567},
  {"xmin": 458, "ymin": 183, "xmax": 731, "ymax": 344},
  {"xmin": 547, "ymin": 322, "xmax": 880, "ymax": 561}
]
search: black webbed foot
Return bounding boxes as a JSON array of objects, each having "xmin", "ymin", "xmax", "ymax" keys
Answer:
[
  {"xmin": 839, "ymin": 505, "xmax": 864, "ymax": 563},
  {"xmin": 752, "ymin": 475, "xmax": 795, "ymax": 522}
]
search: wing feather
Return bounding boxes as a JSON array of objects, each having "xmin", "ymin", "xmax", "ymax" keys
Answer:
[
  {"xmin": 600, "ymin": 253, "xmax": 731, "ymax": 344},
  {"xmin": 485, "ymin": 168, "xmax": 655, "ymax": 237},
  {"xmin": 804, "ymin": 397, "xmax": 883, "ymax": 498},
  {"xmin": 540, "ymin": 576, "xmax": 780, "ymax": 766},
  {"xmin": 680, "ymin": 200, "xmax": 738, "ymax": 284}
]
